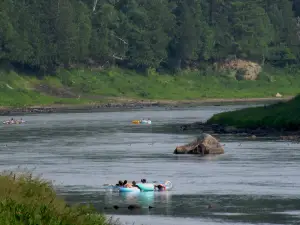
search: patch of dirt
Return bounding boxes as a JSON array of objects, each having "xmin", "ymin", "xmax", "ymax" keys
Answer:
[{"xmin": 34, "ymin": 84, "xmax": 78, "ymax": 98}]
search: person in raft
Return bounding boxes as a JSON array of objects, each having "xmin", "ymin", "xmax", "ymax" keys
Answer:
[
  {"xmin": 123, "ymin": 180, "xmax": 132, "ymax": 188},
  {"xmin": 132, "ymin": 181, "xmax": 142, "ymax": 190},
  {"xmin": 155, "ymin": 183, "xmax": 166, "ymax": 191},
  {"xmin": 116, "ymin": 180, "xmax": 123, "ymax": 186},
  {"xmin": 141, "ymin": 179, "xmax": 147, "ymax": 183}
]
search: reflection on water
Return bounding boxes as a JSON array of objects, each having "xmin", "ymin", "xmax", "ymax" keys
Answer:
[
  {"xmin": 0, "ymin": 105, "xmax": 300, "ymax": 225},
  {"xmin": 63, "ymin": 191, "xmax": 300, "ymax": 225}
]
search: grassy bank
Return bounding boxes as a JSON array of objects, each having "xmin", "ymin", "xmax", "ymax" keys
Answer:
[
  {"xmin": 207, "ymin": 95, "xmax": 300, "ymax": 130},
  {"xmin": 0, "ymin": 171, "xmax": 115, "ymax": 225},
  {"xmin": 1, "ymin": 67, "xmax": 300, "ymax": 107}
]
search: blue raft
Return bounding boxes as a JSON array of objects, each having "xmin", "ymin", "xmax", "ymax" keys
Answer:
[{"xmin": 119, "ymin": 187, "xmax": 141, "ymax": 192}]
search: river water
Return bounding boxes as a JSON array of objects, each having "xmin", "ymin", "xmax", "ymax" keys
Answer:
[{"xmin": 0, "ymin": 104, "xmax": 299, "ymax": 225}]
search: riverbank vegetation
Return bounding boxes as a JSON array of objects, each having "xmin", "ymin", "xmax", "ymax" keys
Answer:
[
  {"xmin": 1, "ymin": 0, "xmax": 300, "ymax": 106},
  {"xmin": 207, "ymin": 95, "xmax": 300, "ymax": 130},
  {"xmin": 0, "ymin": 171, "xmax": 115, "ymax": 225},
  {"xmin": 1, "ymin": 67, "xmax": 300, "ymax": 107}
]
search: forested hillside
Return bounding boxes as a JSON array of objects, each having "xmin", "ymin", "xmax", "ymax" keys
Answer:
[{"xmin": 1, "ymin": 0, "xmax": 300, "ymax": 73}]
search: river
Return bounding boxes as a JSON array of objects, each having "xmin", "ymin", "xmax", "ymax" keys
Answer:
[{"xmin": 0, "ymin": 104, "xmax": 299, "ymax": 225}]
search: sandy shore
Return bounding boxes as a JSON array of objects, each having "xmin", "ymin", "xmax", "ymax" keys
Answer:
[{"xmin": 0, "ymin": 96, "xmax": 294, "ymax": 116}]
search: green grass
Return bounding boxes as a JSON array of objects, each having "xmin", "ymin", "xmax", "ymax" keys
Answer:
[
  {"xmin": 61, "ymin": 67, "xmax": 300, "ymax": 99},
  {"xmin": 0, "ymin": 70, "xmax": 92, "ymax": 107},
  {"xmin": 207, "ymin": 95, "xmax": 300, "ymax": 130},
  {"xmin": 0, "ymin": 171, "xmax": 116, "ymax": 225},
  {"xmin": 1, "ymin": 66, "xmax": 300, "ymax": 107}
]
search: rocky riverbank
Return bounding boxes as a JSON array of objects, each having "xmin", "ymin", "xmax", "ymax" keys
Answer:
[
  {"xmin": 178, "ymin": 122, "xmax": 300, "ymax": 142},
  {"xmin": 0, "ymin": 101, "xmax": 162, "ymax": 116},
  {"xmin": 0, "ymin": 97, "xmax": 291, "ymax": 116}
]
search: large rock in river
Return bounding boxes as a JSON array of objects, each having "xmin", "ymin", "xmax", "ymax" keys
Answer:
[{"xmin": 174, "ymin": 133, "xmax": 224, "ymax": 155}]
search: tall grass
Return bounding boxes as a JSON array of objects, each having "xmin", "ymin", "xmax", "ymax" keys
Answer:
[
  {"xmin": 0, "ymin": 171, "xmax": 116, "ymax": 225},
  {"xmin": 207, "ymin": 95, "xmax": 300, "ymax": 130}
]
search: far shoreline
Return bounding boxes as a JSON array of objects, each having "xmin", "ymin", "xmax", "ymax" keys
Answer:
[{"xmin": 0, "ymin": 96, "xmax": 293, "ymax": 116}]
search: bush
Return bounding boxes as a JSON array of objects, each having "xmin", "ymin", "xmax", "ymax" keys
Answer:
[
  {"xmin": 0, "ymin": 171, "xmax": 116, "ymax": 225},
  {"xmin": 207, "ymin": 95, "xmax": 300, "ymax": 130}
]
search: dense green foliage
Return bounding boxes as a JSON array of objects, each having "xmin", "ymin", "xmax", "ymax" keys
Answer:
[
  {"xmin": 0, "ymin": 172, "xmax": 116, "ymax": 225},
  {"xmin": 1, "ymin": 68, "xmax": 300, "ymax": 107},
  {"xmin": 207, "ymin": 95, "xmax": 300, "ymax": 130},
  {"xmin": 1, "ymin": 0, "xmax": 300, "ymax": 73}
]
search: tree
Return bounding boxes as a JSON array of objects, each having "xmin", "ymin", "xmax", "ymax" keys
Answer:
[
  {"xmin": 123, "ymin": 0, "xmax": 175, "ymax": 69},
  {"xmin": 74, "ymin": 1, "xmax": 92, "ymax": 61},
  {"xmin": 168, "ymin": 0, "xmax": 204, "ymax": 70},
  {"xmin": 229, "ymin": 0, "xmax": 274, "ymax": 63},
  {"xmin": 267, "ymin": 0, "xmax": 299, "ymax": 65}
]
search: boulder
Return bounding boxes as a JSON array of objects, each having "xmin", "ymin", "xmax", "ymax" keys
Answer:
[
  {"xmin": 215, "ymin": 59, "xmax": 262, "ymax": 80},
  {"xmin": 174, "ymin": 133, "xmax": 224, "ymax": 155}
]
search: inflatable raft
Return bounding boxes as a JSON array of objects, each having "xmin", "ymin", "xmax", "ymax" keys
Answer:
[
  {"xmin": 117, "ymin": 181, "xmax": 172, "ymax": 193},
  {"xmin": 2, "ymin": 120, "xmax": 26, "ymax": 125},
  {"xmin": 132, "ymin": 120, "xmax": 152, "ymax": 125}
]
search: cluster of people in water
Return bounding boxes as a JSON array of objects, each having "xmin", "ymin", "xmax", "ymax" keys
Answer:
[
  {"xmin": 116, "ymin": 178, "xmax": 166, "ymax": 190},
  {"xmin": 3, "ymin": 118, "xmax": 25, "ymax": 125},
  {"xmin": 140, "ymin": 118, "xmax": 151, "ymax": 124},
  {"xmin": 116, "ymin": 180, "xmax": 141, "ymax": 189}
]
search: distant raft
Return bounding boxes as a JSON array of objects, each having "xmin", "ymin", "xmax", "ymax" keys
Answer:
[
  {"xmin": 131, "ymin": 119, "xmax": 152, "ymax": 125},
  {"xmin": 2, "ymin": 120, "xmax": 26, "ymax": 125}
]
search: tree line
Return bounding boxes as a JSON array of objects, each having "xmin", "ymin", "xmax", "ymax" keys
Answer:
[{"xmin": 1, "ymin": 0, "xmax": 300, "ymax": 73}]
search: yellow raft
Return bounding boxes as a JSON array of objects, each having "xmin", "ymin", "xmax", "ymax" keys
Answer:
[
  {"xmin": 131, "ymin": 120, "xmax": 152, "ymax": 125},
  {"xmin": 132, "ymin": 120, "xmax": 140, "ymax": 124}
]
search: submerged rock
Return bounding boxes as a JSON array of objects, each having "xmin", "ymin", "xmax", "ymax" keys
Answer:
[{"xmin": 174, "ymin": 133, "xmax": 224, "ymax": 155}]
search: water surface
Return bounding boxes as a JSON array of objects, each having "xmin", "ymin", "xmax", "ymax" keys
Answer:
[{"xmin": 0, "ymin": 104, "xmax": 299, "ymax": 225}]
